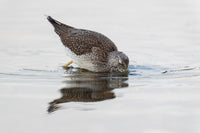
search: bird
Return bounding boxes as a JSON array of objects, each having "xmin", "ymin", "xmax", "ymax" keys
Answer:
[{"xmin": 47, "ymin": 16, "xmax": 129, "ymax": 72}]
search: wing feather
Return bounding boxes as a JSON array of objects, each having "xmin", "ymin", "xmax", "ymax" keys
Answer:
[{"xmin": 60, "ymin": 29, "xmax": 118, "ymax": 55}]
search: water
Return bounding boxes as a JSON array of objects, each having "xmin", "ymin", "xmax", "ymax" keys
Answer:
[{"xmin": 1, "ymin": 0, "xmax": 200, "ymax": 132}]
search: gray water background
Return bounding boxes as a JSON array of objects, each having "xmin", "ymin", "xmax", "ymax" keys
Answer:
[{"xmin": 0, "ymin": 0, "xmax": 200, "ymax": 133}]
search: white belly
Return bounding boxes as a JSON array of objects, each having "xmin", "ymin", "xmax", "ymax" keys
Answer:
[{"xmin": 65, "ymin": 47, "xmax": 96, "ymax": 71}]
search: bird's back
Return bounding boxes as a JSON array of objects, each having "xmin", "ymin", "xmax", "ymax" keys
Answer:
[
  {"xmin": 60, "ymin": 29, "xmax": 118, "ymax": 55},
  {"xmin": 47, "ymin": 16, "xmax": 118, "ymax": 56}
]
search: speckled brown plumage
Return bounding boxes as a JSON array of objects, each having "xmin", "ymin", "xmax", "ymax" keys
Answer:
[
  {"xmin": 47, "ymin": 16, "xmax": 129, "ymax": 72},
  {"xmin": 61, "ymin": 30, "xmax": 117, "ymax": 55}
]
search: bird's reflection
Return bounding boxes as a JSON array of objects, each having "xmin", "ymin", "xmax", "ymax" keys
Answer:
[{"xmin": 48, "ymin": 67, "xmax": 129, "ymax": 113}]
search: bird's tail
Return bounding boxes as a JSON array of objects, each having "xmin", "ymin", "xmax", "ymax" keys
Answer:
[{"xmin": 47, "ymin": 16, "xmax": 74, "ymax": 35}]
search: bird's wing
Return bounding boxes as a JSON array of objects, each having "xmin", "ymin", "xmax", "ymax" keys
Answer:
[
  {"xmin": 60, "ymin": 29, "xmax": 118, "ymax": 56},
  {"xmin": 47, "ymin": 16, "xmax": 74, "ymax": 35}
]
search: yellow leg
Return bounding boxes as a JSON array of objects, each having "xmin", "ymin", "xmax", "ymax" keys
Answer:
[{"xmin": 63, "ymin": 60, "xmax": 73, "ymax": 67}]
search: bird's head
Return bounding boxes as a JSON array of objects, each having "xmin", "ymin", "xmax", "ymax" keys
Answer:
[{"xmin": 108, "ymin": 51, "xmax": 129, "ymax": 72}]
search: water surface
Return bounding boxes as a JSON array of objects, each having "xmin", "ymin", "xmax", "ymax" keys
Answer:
[{"xmin": 0, "ymin": 0, "xmax": 200, "ymax": 133}]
